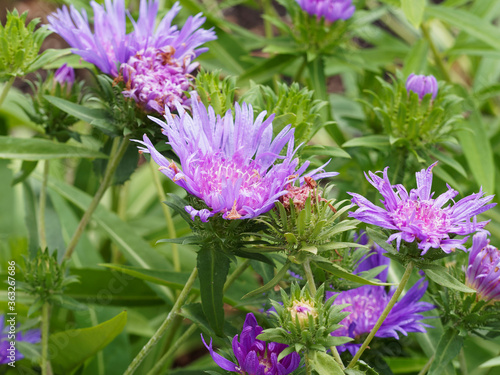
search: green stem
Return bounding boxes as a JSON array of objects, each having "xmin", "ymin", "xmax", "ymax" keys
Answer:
[
  {"xmin": 261, "ymin": 0, "xmax": 275, "ymax": 39},
  {"xmin": 224, "ymin": 259, "xmax": 251, "ymax": 293},
  {"xmin": 303, "ymin": 258, "xmax": 317, "ymax": 295},
  {"xmin": 146, "ymin": 324, "xmax": 198, "ymax": 375},
  {"xmin": 305, "ymin": 351, "xmax": 312, "ymax": 375},
  {"xmin": 41, "ymin": 302, "xmax": 52, "ymax": 375},
  {"xmin": 417, "ymin": 354, "xmax": 434, "ymax": 375},
  {"xmin": 148, "ymin": 158, "xmax": 180, "ymax": 272},
  {"xmin": 421, "ymin": 23, "xmax": 452, "ymax": 82},
  {"xmin": 459, "ymin": 348, "xmax": 468, "ymax": 375},
  {"xmin": 39, "ymin": 160, "xmax": 49, "ymax": 251},
  {"xmin": 0, "ymin": 77, "xmax": 15, "ymax": 108},
  {"xmin": 294, "ymin": 55, "xmax": 308, "ymax": 83},
  {"xmin": 123, "ymin": 267, "xmax": 198, "ymax": 375},
  {"xmin": 347, "ymin": 261, "xmax": 414, "ymax": 369},
  {"xmin": 330, "ymin": 346, "xmax": 345, "ymax": 370},
  {"xmin": 393, "ymin": 147, "xmax": 408, "ymax": 185},
  {"xmin": 63, "ymin": 136, "xmax": 130, "ymax": 260}
]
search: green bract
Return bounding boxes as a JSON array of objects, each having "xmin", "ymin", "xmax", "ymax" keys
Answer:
[
  {"xmin": 195, "ymin": 69, "xmax": 236, "ymax": 116},
  {"xmin": 0, "ymin": 9, "xmax": 51, "ymax": 80}
]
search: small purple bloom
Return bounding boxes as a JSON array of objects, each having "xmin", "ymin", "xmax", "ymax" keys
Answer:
[
  {"xmin": 466, "ymin": 232, "xmax": 500, "ymax": 302},
  {"xmin": 0, "ymin": 315, "xmax": 41, "ymax": 364},
  {"xmin": 54, "ymin": 63, "xmax": 75, "ymax": 88},
  {"xmin": 354, "ymin": 231, "xmax": 390, "ymax": 283},
  {"xmin": 135, "ymin": 94, "xmax": 337, "ymax": 222},
  {"xmin": 202, "ymin": 313, "xmax": 300, "ymax": 375},
  {"xmin": 47, "ymin": 0, "xmax": 216, "ymax": 77},
  {"xmin": 327, "ymin": 245, "xmax": 434, "ymax": 355},
  {"xmin": 349, "ymin": 162, "xmax": 496, "ymax": 255},
  {"xmin": 406, "ymin": 74, "xmax": 438, "ymax": 100},
  {"xmin": 296, "ymin": 0, "xmax": 355, "ymax": 22}
]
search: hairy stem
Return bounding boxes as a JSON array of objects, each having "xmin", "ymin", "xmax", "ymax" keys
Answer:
[
  {"xmin": 39, "ymin": 160, "xmax": 49, "ymax": 251},
  {"xmin": 123, "ymin": 267, "xmax": 198, "ymax": 375},
  {"xmin": 347, "ymin": 261, "xmax": 414, "ymax": 368},
  {"xmin": 41, "ymin": 302, "xmax": 52, "ymax": 375},
  {"xmin": 64, "ymin": 136, "xmax": 130, "ymax": 260},
  {"xmin": 148, "ymin": 158, "xmax": 180, "ymax": 272},
  {"xmin": 0, "ymin": 77, "xmax": 15, "ymax": 108}
]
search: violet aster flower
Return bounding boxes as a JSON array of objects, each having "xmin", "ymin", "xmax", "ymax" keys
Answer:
[
  {"xmin": 47, "ymin": 0, "xmax": 215, "ymax": 77},
  {"xmin": 354, "ymin": 231, "xmax": 390, "ymax": 283},
  {"xmin": 202, "ymin": 313, "xmax": 300, "ymax": 375},
  {"xmin": 349, "ymin": 162, "xmax": 496, "ymax": 255},
  {"xmin": 135, "ymin": 94, "xmax": 337, "ymax": 222},
  {"xmin": 54, "ymin": 63, "xmax": 75, "ymax": 88},
  {"xmin": 466, "ymin": 232, "xmax": 500, "ymax": 302},
  {"xmin": 406, "ymin": 74, "xmax": 438, "ymax": 100},
  {"xmin": 0, "ymin": 315, "xmax": 41, "ymax": 364},
  {"xmin": 327, "ymin": 246, "xmax": 434, "ymax": 355},
  {"xmin": 296, "ymin": 0, "xmax": 355, "ymax": 22}
]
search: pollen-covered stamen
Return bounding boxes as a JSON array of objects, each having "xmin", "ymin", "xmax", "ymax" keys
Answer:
[
  {"xmin": 392, "ymin": 200, "xmax": 450, "ymax": 235},
  {"xmin": 226, "ymin": 200, "xmax": 242, "ymax": 220}
]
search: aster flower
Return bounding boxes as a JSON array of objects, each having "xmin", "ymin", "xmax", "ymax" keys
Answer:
[
  {"xmin": 349, "ymin": 162, "xmax": 496, "ymax": 255},
  {"xmin": 327, "ymin": 245, "xmax": 434, "ymax": 355},
  {"xmin": 47, "ymin": 0, "xmax": 216, "ymax": 77},
  {"xmin": 135, "ymin": 94, "xmax": 337, "ymax": 222},
  {"xmin": 465, "ymin": 232, "xmax": 500, "ymax": 302},
  {"xmin": 0, "ymin": 315, "xmax": 41, "ymax": 364},
  {"xmin": 54, "ymin": 63, "xmax": 75, "ymax": 88},
  {"xmin": 296, "ymin": 0, "xmax": 355, "ymax": 22},
  {"xmin": 406, "ymin": 74, "xmax": 438, "ymax": 100},
  {"xmin": 202, "ymin": 313, "xmax": 300, "ymax": 375}
]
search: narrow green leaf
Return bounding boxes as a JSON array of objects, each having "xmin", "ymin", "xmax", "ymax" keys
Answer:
[
  {"xmin": 22, "ymin": 181, "xmax": 38, "ymax": 258},
  {"xmin": 342, "ymin": 135, "xmax": 390, "ymax": 150},
  {"xmin": 480, "ymin": 356, "xmax": 500, "ymax": 368},
  {"xmin": 402, "ymin": 0, "xmax": 426, "ymax": 28},
  {"xmin": 0, "ymin": 136, "xmax": 108, "ymax": 160},
  {"xmin": 315, "ymin": 258, "xmax": 393, "ymax": 286},
  {"xmin": 197, "ymin": 246, "xmax": 230, "ymax": 336},
  {"xmin": 243, "ymin": 261, "xmax": 291, "ymax": 299},
  {"xmin": 310, "ymin": 351, "xmax": 344, "ymax": 375},
  {"xmin": 300, "ymin": 145, "xmax": 351, "ymax": 159},
  {"xmin": 238, "ymin": 54, "xmax": 297, "ymax": 84},
  {"xmin": 403, "ymin": 39, "xmax": 429, "ymax": 77},
  {"xmin": 49, "ymin": 311, "xmax": 127, "ymax": 374},
  {"xmin": 428, "ymin": 328, "xmax": 464, "ymax": 375},
  {"xmin": 422, "ymin": 265, "xmax": 475, "ymax": 293}
]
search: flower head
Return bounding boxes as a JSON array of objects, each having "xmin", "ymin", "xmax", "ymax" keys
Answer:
[
  {"xmin": 54, "ymin": 63, "xmax": 75, "ymax": 88},
  {"xmin": 135, "ymin": 94, "xmax": 337, "ymax": 222},
  {"xmin": 328, "ymin": 245, "xmax": 434, "ymax": 355},
  {"xmin": 0, "ymin": 315, "xmax": 41, "ymax": 364},
  {"xmin": 349, "ymin": 162, "xmax": 496, "ymax": 255},
  {"xmin": 466, "ymin": 232, "xmax": 500, "ymax": 302},
  {"xmin": 202, "ymin": 313, "xmax": 300, "ymax": 375},
  {"xmin": 296, "ymin": 0, "xmax": 355, "ymax": 22},
  {"xmin": 406, "ymin": 74, "xmax": 438, "ymax": 100},
  {"xmin": 47, "ymin": 0, "xmax": 216, "ymax": 77}
]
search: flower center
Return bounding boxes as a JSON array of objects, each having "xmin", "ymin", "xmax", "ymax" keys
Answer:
[
  {"xmin": 392, "ymin": 200, "xmax": 450, "ymax": 234},
  {"xmin": 289, "ymin": 300, "xmax": 317, "ymax": 327}
]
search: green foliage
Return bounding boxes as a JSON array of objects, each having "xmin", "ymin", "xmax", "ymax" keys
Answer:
[
  {"xmin": 0, "ymin": 9, "xmax": 51, "ymax": 80},
  {"xmin": 195, "ymin": 69, "xmax": 236, "ymax": 115}
]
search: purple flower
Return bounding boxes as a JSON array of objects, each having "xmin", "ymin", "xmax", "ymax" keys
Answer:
[
  {"xmin": 354, "ymin": 231, "xmax": 390, "ymax": 282},
  {"xmin": 327, "ymin": 245, "xmax": 434, "ymax": 355},
  {"xmin": 135, "ymin": 94, "xmax": 337, "ymax": 222},
  {"xmin": 47, "ymin": 0, "xmax": 216, "ymax": 77},
  {"xmin": 466, "ymin": 232, "xmax": 500, "ymax": 302},
  {"xmin": 202, "ymin": 313, "xmax": 300, "ymax": 375},
  {"xmin": 406, "ymin": 74, "xmax": 438, "ymax": 100},
  {"xmin": 349, "ymin": 162, "xmax": 496, "ymax": 255},
  {"xmin": 0, "ymin": 315, "xmax": 41, "ymax": 364},
  {"xmin": 54, "ymin": 63, "xmax": 75, "ymax": 88},
  {"xmin": 296, "ymin": 0, "xmax": 355, "ymax": 22}
]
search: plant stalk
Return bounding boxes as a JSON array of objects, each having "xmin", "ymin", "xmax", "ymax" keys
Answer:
[
  {"xmin": 305, "ymin": 351, "xmax": 312, "ymax": 375},
  {"xmin": 0, "ymin": 76, "xmax": 15, "ymax": 108},
  {"xmin": 417, "ymin": 354, "xmax": 435, "ymax": 375},
  {"xmin": 224, "ymin": 259, "xmax": 251, "ymax": 293},
  {"xmin": 148, "ymin": 157, "xmax": 180, "ymax": 272},
  {"xmin": 303, "ymin": 258, "xmax": 317, "ymax": 295},
  {"xmin": 39, "ymin": 160, "xmax": 49, "ymax": 251},
  {"xmin": 347, "ymin": 261, "xmax": 414, "ymax": 368},
  {"xmin": 123, "ymin": 267, "xmax": 198, "ymax": 375},
  {"xmin": 41, "ymin": 302, "xmax": 52, "ymax": 375},
  {"xmin": 63, "ymin": 135, "xmax": 130, "ymax": 260}
]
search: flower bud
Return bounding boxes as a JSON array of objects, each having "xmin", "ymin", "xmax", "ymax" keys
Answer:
[
  {"xmin": 296, "ymin": 0, "xmax": 355, "ymax": 22},
  {"xmin": 405, "ymin": 73, "xmax": 438, "ymax": 100},
  {"xmin": 54, "ymin": 63, "xmax": 75, "ymax": 89}
]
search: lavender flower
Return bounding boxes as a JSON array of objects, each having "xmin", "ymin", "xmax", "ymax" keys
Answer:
[
  {"xmin": 0, "ymin": 315, "xmax": 41, "ymax": 364},
  {"xmin": 349, "ymin": 162, "xmax": 496, "ymax": 255},
  {"xmin": 327, "ymin": 245, "xmax": 434, "ymax": 355},
  {"xmin": 406, "ymin": 74, "xmax": 438, "ymax": 100},
  {"xmin": 54, "ymin": 63, "xmax": 75, "ymax": 88},
  {"xmin": 135, "ymin": 94, "xmax": 337, "ymax": 222},
  {"xmin": 296, "ymin": 0, "xmax": 355, "ymax": 22},
  {"xmin": 202, "ymin": 313, "xmax": 300, "ymax": 375},
  {"xmin": 466, "ymin": 232, "xmax": 500, "ymax": 302},
  {"xmin": 47, "ymin": 0, "xmax": 216, "ymax": 77}
]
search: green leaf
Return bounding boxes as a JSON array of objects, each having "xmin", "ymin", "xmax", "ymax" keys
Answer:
[
  {"xmin": 197, "ymin": 246, "xmax": 230, "ymax": 336},
  {"xmin": 402, "ymin": 0, "xmax": 426, "ymax": 28},
  {"xmin": 403, "ymin": 39, "xmax": 429, "ymax": 77},
  {"xmin": 12, "ymin": 160, "xmax": 38, "ymax": 185},
  {"xmin": 422, "ymin": 265, "xmax": 475, "ymax": 293},
  {"xmin": 242, "ymin": 261, "xmax": 291, "ymax": 299},
  {"xmin": 238, "ymin": 54, "xmax": 297, "ymax": 84},
  {"xmin": 314, "ymin": 258, "xmax": 393, "ymax": 286},
  {"xmin": 480, "ymin": 356, "xmax": 500, "ymax": 368},
  {"xmin": 426, "ymin": 6, "xmax": 500, "ymax": 51},
  {"xmin": 22, "ymin": 181, "xmax": 39, "ymax": 258},
  {"xmin": 428, "ymin": 328, "xmax": 464, "ymax": 375},
  {"xmin": 310, "ymin": 351, "xmax": 344, "ymax": 375},
  {"xmin": 300, "ymin": 145, "xmax": 351, "ymax": 159},
  {"xmin": 49, "ymin": 311, "xmax": 127, "ymax": 374},
  {"xmin": 342, "ymin": 135, "xmax": 390, "ymax": 150},
  {"xmin": 0, "ymin": 136, "xmax": 108, "ymax": 160}
]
